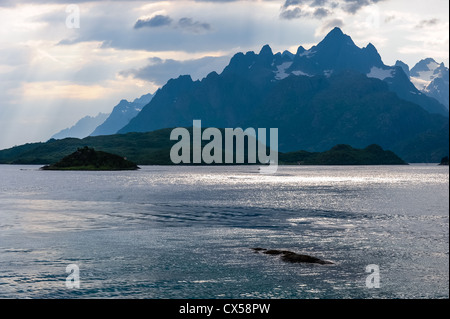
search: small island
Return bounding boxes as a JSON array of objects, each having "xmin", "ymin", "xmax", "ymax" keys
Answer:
[
  {"xmin": 440, "ymin": 156, "xmax": 449, "ymax": 166},
  {"xmin": 41, "ymin": 146, "xmax": 139, "ymax": 171},
  {"xmin": 279, "ymin": 144, "xmax": 407, "ymax": 165}
]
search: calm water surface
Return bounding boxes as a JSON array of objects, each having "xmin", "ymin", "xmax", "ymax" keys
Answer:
[{"xmin": 0, "ymin": 165, "xmax": 448, "ymax": 298}]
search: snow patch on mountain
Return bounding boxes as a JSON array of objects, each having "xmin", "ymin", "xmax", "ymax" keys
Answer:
[
  {"xmin": 323, "ymin": 70, "xmax": 333, "ymax": 78},
  {"xmin": 292, "ymin": 70, "xmax": 312, "ymax": 77},
  {"xmin": 274, "ymin": 62, "xmax": 293, "ymax": 80},
  {"xmin": 298, "ymin": 50, "xmax": 315, "ymax": 58},
  {"xmin": 367, "ymin": 67, "xmax": 395, "ymax": 80},
  {"xmin": 412, "ymin": 60, "xmax": 440, "ymax": 80},
  {"xmin": 410, "ymin": 77, "xmax": 431, "ymax": 91}
]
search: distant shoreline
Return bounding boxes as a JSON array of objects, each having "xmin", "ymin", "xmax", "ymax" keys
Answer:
[{"xmin": 0, "ymin": 132, "xmax": 410, "ymax": 167}]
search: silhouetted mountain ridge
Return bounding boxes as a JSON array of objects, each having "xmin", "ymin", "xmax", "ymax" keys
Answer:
[{"xmin": 116, "ymin": 28, "xmax": 448, "ymax": 162}]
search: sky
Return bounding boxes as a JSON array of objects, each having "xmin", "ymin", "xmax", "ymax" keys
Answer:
[{"xmin": 0, "ymin": 0, "xmax": 448, "ymax": 150}]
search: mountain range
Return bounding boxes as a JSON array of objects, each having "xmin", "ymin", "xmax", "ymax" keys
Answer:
[
  {"xmin": 51, "ymin": 112, "xmax": 109, "ymax": 140},
  {"xmin": 90, "ymin": 93, "xmax": 153, "ymax": 136},
  {"xmin": 50, "ymin": 93, "xmax": 153, "ymax": 140},
  {"xmin": 112, "ymin": 27, "xmax": 448, "ymax": 162},
  {"xmin": 14, "ymin": 28, "xmax": 450, "ymax": 163}
]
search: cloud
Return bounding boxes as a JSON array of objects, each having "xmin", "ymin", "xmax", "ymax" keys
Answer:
[
  {"xmin": 415, "ymin": 18, "xmax": 440, "ymax": 29},
  {"xmin": 311, "ymin": 0, "xmax": 329, "ymax": 6},
  {"xmin": 282, "ymin": 0, "xmax": 305, "ymax": 8},
  {"xmin": 134, "ymin": 15, "xmax": 173, "ymax": 29},
  {"xmin": 19, "ymin": 81, "xmax": 114, "ymax": 100},
  {"xmin": 280, "ymin": 7, "xmax": 304, "ymax": 20},
  {"xmin": 0, "ymin": 45, "xmax": 32, "ymax": 67},
  {"xmin": 177, "ymin": 17, "xmax": 212, "ymax": 34},
  {"xmin": 280, "ymin": 0, "xmax": 386, "ymax": 20},
  {"xmin": 0, "ymin": 0, "xmax": 271, "ymax": 7},
  {"xmin": 317, "ymin": 18, "xmax": 344, "ymax": 34},
  {"xmin": 313, "ymin": 7, "xmax": 330, "ymax": 18},
  {"xmin": 341, "ymin": 0, "xmax": 385, "ymax": 14},
  {"xmin": 120, "ymin": 55, "xmax": 230, "ymax": 86},
  {"xmin": 384, "ymin": 15, "xmax": 396, "ymax": 23},
  {"xmin": 133, "ymin": 15, "xmax": 212, "ymax": 34},
  {"xmin": 50, "ymin": 1, "xmax": 315, "ymax": 53}
]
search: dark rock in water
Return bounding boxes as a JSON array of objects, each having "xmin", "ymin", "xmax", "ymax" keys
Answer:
[
  {"xmin": 40, "ymin": 146, "xmax": 139, "ymax": 171},
  {"xmin": 263, "ymin": 250, "xmax": 284, "ymax": 255},
  {"xmin": 252, "ymin": 248, "xmax": 333, "ymax": 265},
  {"xmin": 440, "ymin": 156, "xmax": 449, "ymax": 165},
  {"xmin": 281, "ymin": 252, "xmax": 334, "ymax": 265}
]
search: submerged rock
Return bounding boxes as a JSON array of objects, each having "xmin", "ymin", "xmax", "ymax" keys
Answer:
[{"xmin": 251, "ymin": 248, "xmax": 333, "ymax": 265}]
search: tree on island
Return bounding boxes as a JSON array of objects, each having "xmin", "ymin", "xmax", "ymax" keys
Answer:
[{"xmin": 41, "ymin": 146, "xmax": 139, "ymax": 171}]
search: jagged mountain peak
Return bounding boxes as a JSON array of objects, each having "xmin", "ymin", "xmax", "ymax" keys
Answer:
[
  {"xmin": 225, "ymin": 28, "xmax": 383, "ymax": 80},
  {"xmin": 323, "ymin": 26, "xmax": 346, "ymax": 40},
  {"xmin": 317, "ymin": 27, "xmax": 356, "ymax": 49},
  {"xmin": 411, "ymin": 58, "xmax": 441, "ymax": 77},
  {"xmin": 395, "ymin": 60, "xmax": 410, "ymax": 78},
  {"xmin": 416, "ymin": 57, "xmax": 438, "ymax": 65},
  {"xmin": 282, "ymin": 50, "xmax": 295, "ymax": 59},
  {"xmin": 365, "ymin": 42, "xmax": 376, "ymax": 50},
  {"xmin": 363, "ymin": 43, "xmax": 381, "ymax": 56},
  {"xmin": 132, "ymin": 93, "xmax": 153, "ymax": 105},
  {"xmin": 295, "ymin": 46, "xmax": 306, "ymax": 56},
  {"xmin": 409, "ymin": 58, "xmax": 449, "ymax": 109},
  {"xmin": 259, "ymin": 44, "xmax": 273, "ymax": 56}
]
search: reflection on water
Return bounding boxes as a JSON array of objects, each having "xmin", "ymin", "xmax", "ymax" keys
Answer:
[{"xmin": 0, "ymin": 164, "xmax": 448, "ymax": 298}]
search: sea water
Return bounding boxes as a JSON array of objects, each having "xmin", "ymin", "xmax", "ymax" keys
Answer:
[{"xmin": 0, "ymin": 165, "xmax": 448, "ymax": 298}]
